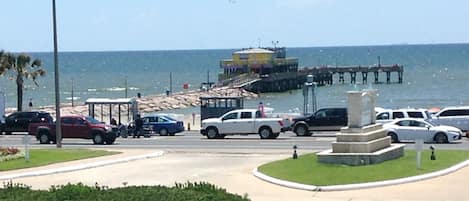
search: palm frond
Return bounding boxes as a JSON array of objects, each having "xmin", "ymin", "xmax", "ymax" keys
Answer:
[
  {"xmin": 31, "ymin": 59, "xmax": 42, "ymax": 67},
  {"xmin": 36, "ymin": 69, "xmax": 46, "ymax": 76}
]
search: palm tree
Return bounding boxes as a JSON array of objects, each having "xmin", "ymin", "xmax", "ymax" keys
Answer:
[
  {"xmin": 0, "ymin": 50, "xmax": 7, "ymax": 73},
  {"xmin": 0, "ymin": 51, "xmax": 46, "ymax": 111}
]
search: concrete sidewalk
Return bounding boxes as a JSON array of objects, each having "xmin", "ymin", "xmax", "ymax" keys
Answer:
[{"xmin": 1, "ymin": 149, "xmax": 468, "ymax": 201}]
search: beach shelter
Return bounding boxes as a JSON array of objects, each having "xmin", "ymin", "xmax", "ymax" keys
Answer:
[{"xmin": 85, "ymin": 98, "xmax": 138, "ymax": 125}]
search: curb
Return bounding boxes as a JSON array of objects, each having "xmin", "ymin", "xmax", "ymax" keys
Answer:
[
  {"xmin": 253, "ymin": 159, "xmax": 469, "ymax": 191},
  {"xmin": 0, "ymin": 151, "xmax": 164, "ymax": 181}
]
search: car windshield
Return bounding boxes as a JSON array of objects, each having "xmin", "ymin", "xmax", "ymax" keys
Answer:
[
  {"xmin": 424, "ymin": 119, "xmax": 437, "ymax": 127},
  {"xmin": 85, "ymin": 116, "xmax": 102, "ymax": 124},
  {"xmin": 163, "ymin": 115, "xmax": 177, "ymax": 121}
]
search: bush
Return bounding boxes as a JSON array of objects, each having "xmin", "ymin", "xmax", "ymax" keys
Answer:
[
  {"xmin": 0, "ymin": 147, "xmax": 24, "ymax": 162},
  {"xmin": 0, "ymin": 147, "xmax": 20, "ymax": 156},
  {"xmin": 0, "ymin": 181, "xmax": 250, "ymax": 201}
]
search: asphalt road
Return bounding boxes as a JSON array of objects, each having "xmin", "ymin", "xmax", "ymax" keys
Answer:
[{"xmin": 1, "ymin": 131, "xmax": 468, "ymax": 152}]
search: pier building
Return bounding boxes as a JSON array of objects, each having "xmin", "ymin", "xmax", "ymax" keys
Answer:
[{"xmin": 219, "ymin": 47, "xmax": 299, "ymax": 80}]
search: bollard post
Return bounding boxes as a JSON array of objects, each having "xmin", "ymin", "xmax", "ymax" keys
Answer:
[
  {"xmin": 430, "ymin": 145, "xmax": 436, "ymax": 160},
  {"xmin": 292, "ymin": 145, "xmax": 298, "ymax": 159},
  {"xmin": 187, "ymin": 123, "xmax": 191, "ymax": 131}
]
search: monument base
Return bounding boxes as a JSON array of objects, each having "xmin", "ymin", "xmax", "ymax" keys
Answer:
[{"xmin": 317, "ymin": 144, "xmax": 405, "ymax": 166}]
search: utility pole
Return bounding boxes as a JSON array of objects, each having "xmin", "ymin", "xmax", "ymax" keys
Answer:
[
  {"xmin": 52, "ymin": 0, "xmax": 62, "ymax": 148},
  {"xmin": 124, "ymin": 76, "xmax": 128, "ymax": 98},
  {"xmin": 71, "ymin": 78, "xmax": 74, "ymax": 107},
  {"xmin": 207, "ymin": 70, "xmax": 210, "ymax": 91},
  {"xmin": 169, "ymin": 72, "xmax": 173, "ymax": 95}
]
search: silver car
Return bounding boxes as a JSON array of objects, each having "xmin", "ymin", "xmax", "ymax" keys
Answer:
[{"xmin": 383, "ymin": 118, "xmax": 462, "ymax": 143}]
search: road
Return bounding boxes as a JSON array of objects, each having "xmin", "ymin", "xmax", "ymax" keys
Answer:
[
  {"xmin": 3, "ymin": 131, "xmax": 469, "ymax": 201},
  {"xmin": 2, "ymin": 131, "xmax": 468, "ymax": 152}
]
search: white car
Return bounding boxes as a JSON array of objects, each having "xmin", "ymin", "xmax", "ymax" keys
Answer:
[
  {"xmin": 430, "ymin": 106, "xmax": 469, "ymax": 132},
  {"xmin": 200, "ymin": 109, "xmax": 286, "ymax": 139},
  {"xmin": 376, "ymin": 108, "xmax": 432, "ymax": 124},
  {"xmin": 383, "ymin": 118, "xmax": 462, "ymax": 143}
]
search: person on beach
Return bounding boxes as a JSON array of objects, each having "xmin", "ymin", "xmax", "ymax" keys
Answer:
[
  {"xmin": 110, "ymin": 118, "xmax": 117, "ymax": 126},
  {"xmin": 134, "ymin": 115, "xmax": 143, "ymax": 138},
  {"xmin": 28, "ymin": 98, "xmax": 33, "ymax": 111}
]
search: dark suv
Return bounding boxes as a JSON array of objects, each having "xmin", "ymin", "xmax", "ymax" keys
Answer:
[
  {"xmin": 1, "ymin": 111, "xmax": 53, "ymax": 134},
  {"xmin": 292, "ymin": 108, "xmax": 347, "ymax": 136}
]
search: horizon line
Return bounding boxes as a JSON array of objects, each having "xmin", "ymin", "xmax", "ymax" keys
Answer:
[{"xmin": 4, "ymin": 42, "xmax": 469, "ymax": 54}]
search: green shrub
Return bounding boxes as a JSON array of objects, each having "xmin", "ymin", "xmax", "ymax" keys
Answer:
[{"xmin": 0, "ymin": 181, "xmax": 250, "ymax": 201}]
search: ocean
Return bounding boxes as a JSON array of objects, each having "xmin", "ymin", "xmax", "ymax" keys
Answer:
[{"xmin": 1, "ymin": 44, "xmax": 469, "ymax": 114}]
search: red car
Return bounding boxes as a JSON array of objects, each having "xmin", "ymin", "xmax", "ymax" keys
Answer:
[{"xmin": 28, "ymin": 115, "xmax": 117, "ymax": 145}]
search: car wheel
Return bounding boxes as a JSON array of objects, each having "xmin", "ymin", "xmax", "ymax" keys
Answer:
[
  {"xmin": 388, "ymin": 132, "xmax": 399, "ymax": 143},
  {"xmin": 105, "ymin": 137, "xmax": 116, "ymax": 145},
  {"xmin": 39, "ymin": 131, "xmax": 51, "ymax": 144},
  {"xmin": 93, "ymin": 133, "xmax": 105, "ymax": 145},
  {"xmin": 270, "ymin": 133, "xmax": 280, "ymax": 139},
  {"xmin": 294, "ymin": 124, "xmax": 310, "ymax": 136},
  {"xmin": 159, "ymin": 128, "xmax": 168, "ymax": 136},
  {"xmin": 206, "ymin": 127, "xmax": 218, "ymax": 139},
  {"xmin": 259, "ymin": 127, "xmax": 273, "ymax": 139},
  {"xmin": 434, "ymin": 133, "xmax": 448, "ymax": 144}
]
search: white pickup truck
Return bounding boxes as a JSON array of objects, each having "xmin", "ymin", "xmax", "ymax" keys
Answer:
[{"xmin": 200, "ymin": 109, "xmax": 287, "ymax": 139}]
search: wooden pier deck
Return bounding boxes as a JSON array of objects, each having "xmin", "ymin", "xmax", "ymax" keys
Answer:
[
  {"xmin": 299, "ymin": 64, "xmax": 404, "ymax": 85},
  {"xmin": 221, "ymin": 64, "xmax": 404, "ymax": 93}
]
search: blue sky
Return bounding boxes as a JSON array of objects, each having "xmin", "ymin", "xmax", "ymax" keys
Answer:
[{"xmin": 1, "ymin": 0, "xmax": 469, "ymax": 52}]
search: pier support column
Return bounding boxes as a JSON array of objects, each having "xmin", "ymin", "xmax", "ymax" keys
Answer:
[
  {"xmin": 350, "ymin": 72, "xmax": 357, "ymax": 84},
  {"xmin": 386, "ymin": 72, "xmax": 391, "ymax": 84},
  {"xmin": 362, "ymin": 72, "xmax": 368, "ymax": 84},
  {"xmin": 398, "ymin": 71, "xmax": 403, "ymax": 84},
  {"xmin": 374, "ymin": 72, "xmax": 379, "ymax": 83},
  {"xmin": 339, "ymin": 72, "xmax": 344, "ymax": 84}
]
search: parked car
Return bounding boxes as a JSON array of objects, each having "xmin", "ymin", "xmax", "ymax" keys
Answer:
[
  {"xmin": 1, "ymin": 111, "xmax": 53, "ymax": 135},
  {"xmin": 430, "ymin": 106, "xmax": 469, "ymax": 133},
  {"xmin": 291, "ymin": 108, "xmax": 347, "ymax": 136},
  {"xmin": 201, "ymin": 109, "xmax": 286, "ymax": 139},
  {"xmin": 28, "ymin": 115, "xmax": 117, "ymax": 145},
  {"xmin": 141, "ymin": 114, "xmax": 184, "ymax": 136},
  {"xmin": 376, "ymin": 108, "xmax": 432, "ymax": 124},
  {"xmin": 383, "ymin": 118, "xmax": 462, "ymax": 143}
]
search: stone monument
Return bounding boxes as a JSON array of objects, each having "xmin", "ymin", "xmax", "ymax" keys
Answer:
[{"xmin": 317, "ymin": 89, "xmax": 405, "ymax": 166}]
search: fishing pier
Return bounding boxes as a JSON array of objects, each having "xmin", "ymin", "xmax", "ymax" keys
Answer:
[
  {"xmin": 218, "ymin": 47, "xmax": 404, "ymax": 93},
  {"xmin": 299, "ymin": 64, "xmax": 404, "ymax": 85}
]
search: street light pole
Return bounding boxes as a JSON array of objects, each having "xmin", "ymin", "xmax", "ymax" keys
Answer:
[
  {"xmin": 52, "ymin": 0, "xmax": 62, "ymax": 148},
  {"xmin": 71, "ymin": 78, "xmax": 74, "ymax": 107},
  {"xmin": 124, "ymin": 76, "xmax": 128, "ymax": 98}
]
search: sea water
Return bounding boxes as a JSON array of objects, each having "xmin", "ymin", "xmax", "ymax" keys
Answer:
[{"xmin": 1, "ymin": 43, "xmax": 469, "ymax": 113}]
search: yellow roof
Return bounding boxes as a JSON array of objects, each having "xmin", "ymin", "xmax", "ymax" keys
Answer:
[{"xmin": 233, "ymin": 48, "xmax": 274, "ymax": 54}]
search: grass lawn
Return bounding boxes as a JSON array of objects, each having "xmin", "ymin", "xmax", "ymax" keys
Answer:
[
  {"xmin": 0, "ymin": 149, "xmax": 119, "ymax": 171},
  {"xmin": 258, "ymin": 150, "xmax": 469, "ymax": 186}
]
